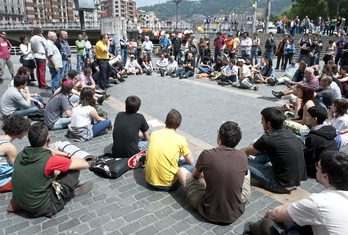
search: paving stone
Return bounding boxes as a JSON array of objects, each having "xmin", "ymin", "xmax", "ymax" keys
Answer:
[
  {"xmin": 89, "ymin": 215, "xmax": 111, "ymax": 228},
  {"xmin": 156, "ymin": 228, "xmax": 177, "ymax": 235},
  {"xmin": 84, "ymin": 228, "xmax": 102, "ymax": 235},
  {"xmin": 171, "ymin": 209, "xmax": 191, "ymax": 221},
  {"xmin": 154, "ymin": 216, "xmax": 176, "ymax": 230},
  {"xmin": 110, "ymin": 206, "xmax": 133, "ymax": 219},
  {"xmin": 92, "ymin": 193, "xmax": 108, "ymax": 202},
  {"xmin": 66, "ymin": 223, "xmax": 91, "ymax": 234},
  {"xmin": 155, "ymin": 207, "xmax": 175, "ymax": 219},
  {"xmin": 187, "ymin": 226, "xmax": 206, "ymax": 235},
  {"xmin": 102, "ymin": 219, "xmax": 125, "ymax": 232},
  {"xmin": 5, "ymin": 221, "xmax": 29, "ymax": 234},
  {"xmin": 172, "ymin": 221, "xmax": 191, "ymax": 233},
  {"xmin": 135, "ymin": 225, "xmax": 159, "ymax": 235},
  {"xmin": 17, "ymin": 225, "xmax": 41, "ymax": 235},
  {"xmin": 58, "ymin": 218, "xmax": 80, "ymax": 232},
  {"xmin": 120, "ymin": 221, "xmax": 141, "ymax": 234},
  {"xmin": 80, "ymin": 212, "xmax": 97, "ymax": 223},
  {"xmin": 124, "ymin": 209, "xmax": 147, "ymax": 222},
  {"xmin": 42, "ymin": 215, "xmax": 69, "ymax": 230},
  {"xmin": 96, "ymin": 203, "xmax": 120, "ymax": 216},
  {"xmin": 139, "ymin": 214, "xmax": 157, "ymax": 227},
  {"xmin": 68, "ymin": 208, "xmax": 89, "ymax": 219}
]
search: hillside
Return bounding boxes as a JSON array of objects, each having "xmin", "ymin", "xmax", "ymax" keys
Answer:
[{"xmin": 139, "ymin": 0, "xmax": 294, "ymax": 21}]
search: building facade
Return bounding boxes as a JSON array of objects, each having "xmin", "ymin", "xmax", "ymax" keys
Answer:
[
  {"xmin": 0, "ymin": 0, "xmax": 26, "ymax": 23},
  {"xmin": 100, "ymin": 0, "xmax": 136, "ymax": 21}
]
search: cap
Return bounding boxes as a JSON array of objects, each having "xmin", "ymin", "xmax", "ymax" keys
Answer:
[
  {"xmin": 228, "ymin": 33, "xmax": 233, "ymax": 37},
  {"xmin": 238, "ymin": 58, "xmax": 245, "ymax": 63},
  {"xmin": 130, "ymin": 55, "xmax": 135, "ymax": 58}
]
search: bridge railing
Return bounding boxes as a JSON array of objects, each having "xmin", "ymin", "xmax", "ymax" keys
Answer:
[
  {"xmin": 9, "ymin": 46, "xmax": 79, "ymax": 56},
  {"xmin": 0, "ymin": 22, "xmax": 101, "ymax": 30}
]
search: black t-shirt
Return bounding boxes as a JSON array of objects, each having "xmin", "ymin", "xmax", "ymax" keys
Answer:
[
  {"xmin": 253, "ymin": 128, "xmax": 307, "ymax": 187},
  {"xmin": 112, "ymin": 112, "xmax": 149, "ymax": 158},
  {"xmin": 342, "ymin": 43, "xmax": 348, "ymax": 59},
  {"xmin": 184, "ymin": 59, "xmax": 195, "ymax": 71},
  {"xmin": 92, "ymin": 61, "xmax": 99, "ymax": 74},
  {"xmin": 172, "ymin": 37, "xmax": 182, "ymax": 51},
  {"xmin": 299, "ymin": 38, "xmax": 311, "ymax": 55},
  {"xmin": 202, "ymin": 57, "xmax": 213, "ymax": 66}
]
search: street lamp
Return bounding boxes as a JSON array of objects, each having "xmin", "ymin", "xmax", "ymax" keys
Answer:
[{"xmin": 173, "ymin": 0, "xmax": 182, "ymax": 32}]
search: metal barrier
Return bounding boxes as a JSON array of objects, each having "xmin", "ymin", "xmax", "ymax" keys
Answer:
[{"xmin": 0, "ymin": 22, "xmax": 100, "ymax": 30}]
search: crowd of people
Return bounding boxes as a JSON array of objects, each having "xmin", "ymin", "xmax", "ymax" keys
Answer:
[{"xmin": 0, "ymin": 27, "xmax": 348, "ymax": 234}]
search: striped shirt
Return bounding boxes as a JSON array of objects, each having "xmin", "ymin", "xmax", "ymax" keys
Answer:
[{"xmin": 46, "ymin": 40, "xmax": 63, "ymax": 68}]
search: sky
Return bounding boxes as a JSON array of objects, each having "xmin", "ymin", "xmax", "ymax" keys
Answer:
[{"xmin": 135, "ymin": 0, "xmax": 167, "ymax": 7}]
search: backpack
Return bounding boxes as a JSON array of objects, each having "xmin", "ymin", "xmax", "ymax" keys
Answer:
[
  {"xmin": 89, "ymin": 154, "xmax": 129, "ymax": 179},
  {"xmin": 189, "ymin": 44, "xmax": 197, "ymax": 54}
]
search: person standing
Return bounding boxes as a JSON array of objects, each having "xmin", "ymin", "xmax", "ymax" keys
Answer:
[
  {"xmin": 337, "ymin": 16, "xmax": 342, "ymax": 37},
  {"xmin": 19, "ymin": 35, "xmax": 36, "ymax": 86},
  {"xmin": 136, "ymin": 35, "xmax": 143, "ymax": 59},
  {"xmin": 264, "ymin": 32, "xmax": 276, "ymax": 60},
  {"xmin": 214, "ymin": 32, "xmax": 224, "ymax": 63},
  {"xmin": 240, "ymin": 32, "xmax": 252, "ymax": 58},
  {"xmin": 275, "ymin": 35, "xmax": 289, "ymax": 70},
  {"xmin": 120, "ymin": 33, "xmax": 129, "ymax": 66},
  {"xmin": 335, "ymin": 34, "xmax": 348, "ymax": 65},
  {"xmin": 251, "ymin": 33, "xmax": 260, "ymax": 65},
  {"xmin": 95, "ymin": 34, "xmax": 110, "ymax": 90},
  {"xmin": 142, "ymin": 36, "xmax": 153, "ymax": 61},
  {"xmin": 75, "ymin": 34, "xmax": 85, "ymax": 72},
  {"xmin": 46, "ymin": 31, "xmax": 63, "ymax": 93},
  {"xmin": 171, "ymin": 33, "xmax": 183, "ymax": 61},
  {"xmin": 30, "ymin": 28, "xmax": 50, "ymax": 89},
  {"xmin": 84, "ymin": 35, "xmax": 92, "ymax": 60},
  {"xmin": 159, "ymin": 34, "xmax": 170, "ymax": 57},
  {"xmin": 107, "ymin": 32, "xmax": 116, "ymax": 57},
  {"xmin": 0, "ymin": 31, "xmax": 14, "ymax": 84},
  {"xmin": 62, "ymin": 31, "xmax": 71, "ymax": 78}
]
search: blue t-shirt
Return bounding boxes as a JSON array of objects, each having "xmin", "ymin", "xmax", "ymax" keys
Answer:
[
  {"xmin": 0, "ymin": 139, "xmax": 12, "ymax": 187},
  {"xmin": 160, "ymin": 38, "xmax": 170, "ymax": 47}
]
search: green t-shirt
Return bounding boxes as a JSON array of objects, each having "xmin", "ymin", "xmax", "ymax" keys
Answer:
[{"xmin": 75, "ymin": 40, "xmax": 86, "ymax": 55}]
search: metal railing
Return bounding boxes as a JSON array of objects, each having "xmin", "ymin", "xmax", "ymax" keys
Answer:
[{"xmin": 0, "ymin": 22, "xmax": 101, "ymax": 30}]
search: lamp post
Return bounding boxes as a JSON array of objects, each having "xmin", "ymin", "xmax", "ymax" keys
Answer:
[
  {"xmin": 173, "ymin": 0, "xmax": 182, "ymax": 32},
  {"xmin": 251, "ymin": 0, "xmax": 257, "ymax": 33}
]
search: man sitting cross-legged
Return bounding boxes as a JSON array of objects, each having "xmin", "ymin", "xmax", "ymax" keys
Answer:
[
  {"xmin": 177, "ymin": 121, "xmax": 251, "ymax": 224},
  {"xmin": 144, "ymin": 109, "xmax": 195, "ymax": 191},
  {"xmin": 10, "ymin": 122, "xmax": 93, "ymax": 218},
  {"xmin": 242, "ymin": 107, "xmax": 307, "ymax": 193}
]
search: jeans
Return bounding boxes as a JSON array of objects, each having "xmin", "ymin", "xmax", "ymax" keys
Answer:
[
  {"xmin": 92, "ymin": 119, "xmax": 111, "ymax": 137},
  {"xmin": 76, "ymin": 55, "xmax": 84, "ymax": 72},
  {"xmin": 121, "ymin": 49, "xmax": 128, "ymax": 66},
  {"xmin": 51, "ymin": 117, "xmax": 71, "ymax": 130},
  {"xmin": 176, "ymin": 69, "xmax": 194, "ymax": 78},
  {"xmin": 222, "ymin": 74, "xmax": 237, "ymax": 82},
  {"xmin": 198, "ymin": 66, "xmax": 213, "ymax": 73},
  {"xmin": 138, "ymin": 140, "xmax": 149, "ymax": 151},
  {"xmin": 69, "ymin": 95, "xmax": 79, "ymax": 104},
  {"xmin": 35, "ymin": 58, "xmax": 47, "ymax": 87},
  {"xmin": 323, "ymin": 26, "xmax": 330, "ymax": 35},
  {"xmin": 49, "ymin": 67, "xmax": 62, "ymax": 93},
  {"xmin": 85, "ymin": 51, "xmax": 90, "ymax": 60},
  {"xmin": 297, "ymin": 54, "xmax": 308, "ymax": 63},
  {"xmin": 241, "ymin": 50, "xmax": 250, "ymax": 58},
  {"xmin": 307, "ymin": 56, "xmax": 316, "ymax": 67},
  {"xmin": 263, "ymin": 52, "xmax": 273, "ymax": 60},
  {"xmin": 251, "ymin": 50, "xmax": 258, "ymax": 65},
  {"xmin": 283, "ymin": 53, "xmax": 294, "ymax": 70},
  {"xmin": 148, "ymin": 156, "xmax": 198, "ymax": 191},
  {"xmin": 12, "ymin": 106, "xmax": 39, "ymax": 117},
  {"xmin": 196, "ymin": 52, "xmax": 205, "ymax": 65},
  {"xmin": 136, "ymin": 49, "xmax": 142, "ymax": 59},
  {"xmin": 61, "ymin": 60, "xmax": 71, "ymax": 79},
  {"xmin": 294, "ymin": 26, "xmax": 299, "ymax": 34},
  {"xmin": 214, "ymin": 49, "xmax": 222, "ymax": 63},
  {"xmin": 248, "ymin": 156, "xmax": 289, "ymax": 193},
  {"xmin": 97, "ymin": 59, "xmax": 109, "ymax": 90}
]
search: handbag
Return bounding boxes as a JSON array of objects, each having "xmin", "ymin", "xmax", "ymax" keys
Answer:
[
  {"xmin": 89, "ymin": 154, "xmax": 129, "ymax": 179},
  {"xmin": 189, "ymin": 45, "xmax": 197, "ymax": 54},
  {"xmin": 19, "ymin": 55, "xmax": 23, "ymax": 64},
  {"xmin": 258, "ymin": 47, "xmax": 262, "ymax": 56}
]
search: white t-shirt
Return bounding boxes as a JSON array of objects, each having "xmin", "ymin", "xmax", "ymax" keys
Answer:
[
  {"xmin": 167, "ymin": 60, "xmax": 178, "ymax": 71},
  {"xmin": 241, "ymin": 64, "xmax": 251, "ymax": 77},
  {"xmin": 70, "ymin": 105, "xmax": 94, "ymax": 128},
  {"xmin": 332, "ymin": 114, "xmax": 348, "ymax": 145},
  {"xmin": 223, "ymin": 65, "xmax": 238, "ymax": 75},
  {"xmin": 240, "ymin": 37, "xmax": 252, "ymax": 51},
  {"xmin": 287, "ymin": 187, "xmax": 348, "ymax": 235}
]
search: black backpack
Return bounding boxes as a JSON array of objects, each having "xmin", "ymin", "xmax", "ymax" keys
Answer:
[{"xmin": 89, "ymin": 154, "xmax": 129, "ymax": 179}]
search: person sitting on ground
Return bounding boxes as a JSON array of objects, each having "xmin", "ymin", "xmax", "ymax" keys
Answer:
[
  {"xmin": 67, "ymin": 87, "xmax": 112, "ymax": 142},
  {"xmin": 112, "ymin": 95, "xmax": 150, "ymax": 160},
  {"xmin": 254, "ymin": 58, "xmax": 275, "ymax": 84},
  {"xmin": 218, "ymin": 58, "xmax": 238, "ymax": 85},
  {"xmin": 232, "ymin": 58, "xmax": 259, "ymax": 91},
  {"xmin": 144, "ymin": 109, "xmax": 195, "ymax": 191},
  {"xmin": 141, "ymin": 56, "xmax": 153, "ymax": 75},
  {"xmin": 155, "ymin": 53, "xmax": 168, "ymax": 77},
  {"xmin": 304, "ymin": 106, "xmax": 337, "ymax": 177},
  {"xmin": 10, "ymin": 122, "xmax": 93, "ymax": 218},
  {"xmin": 166, "ymin": 55, "xmax": 178, "ymax": 77},
  {"xmin": 242, "ymin": 107, "xmax": 307, "ymax": 193},
  {"xmin": 125, "ymin": 55, "xmax": 142, "ymax": 75},
  {"xmin": 44, "ymin": 80, "xmax": 74, "ymax": 130},
  {"xmin": 249, "ymin": 151, "xmax": 348, "ymax": 235},
  {"xmin": 197, "ymin": 52, "xmax": 214, "ymax": 74},
  {"xmin": 77, "ymin": 67, "xmax": 96, "ymax": 89},
  {"xmin": 209, "ymin": 56, "xmax": 225, "ymax": 80},
  {"xmin": 337, "ymin": 65, "xmax": 348, "ymax": 96},
  {"xmin": 328, "ymin": 99, "xmax": 348, "ymax": 146},
  {"xmin": 82, "ymin": 57, "xmax": 92, "ymax": 71},
  {"xmin": 0, "ymin": 115, "xmax": 30, "ymax": 193},
  {"xmin": 177, "ymin": 121, "xmax": 251, "ymax": 224},
  {"xmin": 283, "ymin": 85, "xmax": 316, "ymax": 135},
  {"xmin": 1, "ymin": 75, "xmax": 40, "ymax": 118},
  {"xmin": 314, "ymin": 74, "xmax": 336, "ymax": 109},
  {"xmin": 175, "ymin": 53, "xmax": 195, "ymax": 79}
]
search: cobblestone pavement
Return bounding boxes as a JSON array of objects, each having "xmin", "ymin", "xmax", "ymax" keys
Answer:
[{"xmin": 0, "ymin": 56, "xmax": 342, "ymax": 235}]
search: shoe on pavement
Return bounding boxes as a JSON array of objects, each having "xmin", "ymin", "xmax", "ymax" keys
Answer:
[
  {"xmin": 254, "ymin": 86, "xmax": 259, "ymax": 91},
  {"xmin": 39, "ymin": 85, "xmax": 51, "ymax": 89},
  {"xmin": 160, "ymin": 69, "xmax": 164, "ymax": 77},
  {"xmin": 179, "ymin": 74, "xmax": 183, "ymax": 79},
  {"xmin": 73, "ymin": 181, "xmax": 93, "ymax": 196},
  {"xmin": 104, "ymin": 94, "xmax": 110, "ymax": 99},
  {"xmin": 118, "ymin": 77, "xmax": 125, "ymax": 82},
  {"xmin": 128, "ymin": 150, "xmax": 147, "ymax": 169},
  {"xmin": 97, "ymin": 95, "xmax": 105, "ymax": 105}
]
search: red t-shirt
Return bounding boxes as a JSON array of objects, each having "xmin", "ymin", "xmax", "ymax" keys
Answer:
[
  {"xmin": 0, "ymin": 39, "xmax": 11, "ymax": 59},
  {"xmin": 214, "ymin": 37, "xmax": 225, "ymax": 51},
  {"xmin": 45, "ymin": 155, "xmax": 72, "ymax": 177}
]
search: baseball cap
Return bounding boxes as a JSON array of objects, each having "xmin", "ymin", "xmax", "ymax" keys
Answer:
[
  {"xmin": 130, "ymin": 55, "xmax": 135, "ymax": 58},
  {"xmin": 238, "ymin": 58, "xmax": 245, "ymax": 63},
  {"xmin": 228, "ymin": 33, "xmax": 233, "ymax": 37}
]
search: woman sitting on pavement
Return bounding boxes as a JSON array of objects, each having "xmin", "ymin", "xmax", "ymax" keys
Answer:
[
  {"xmin": 142, "ymin": 56, "xmax": 153, "ymax": 75},
  {"xmin": 328, "ymin": 99, "xmax": 348, "ymax": 145},
  {"xmin": 82, "ymin": 57, "xmax": 92, "ymax": 71},
  {"xmin": 283, "ymin": 85, "xmax": 315, "ymax": 135},
  {"xmin": 67, "ymin": 87, "xmax": 112, "ymax": 142},
  {"xmin": 254, "ymin": 58, "xmax": 275, "ymax": 84},
  {"xmin": 44, "ymin": 80, "xmax": 74, "ymax": 130},
  {"xmin": 0, "ymin": 115, "xmax": 30, "ymax": 193}
]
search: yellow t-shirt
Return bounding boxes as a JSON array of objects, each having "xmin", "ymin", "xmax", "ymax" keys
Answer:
[
  {"xmin": 95, "ymin": 40, "xmax": 108, "ymax": 59},
  {"xmin": 144, "ymin": 128, "xmax": 190, "ymax": 186}
]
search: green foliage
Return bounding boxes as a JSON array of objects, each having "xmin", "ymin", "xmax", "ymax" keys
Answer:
[{"xmin": 139, "ymin": 0, "xmax": 294, "ymax": 21}]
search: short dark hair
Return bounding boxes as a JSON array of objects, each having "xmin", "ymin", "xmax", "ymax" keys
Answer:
[
  {"xmin": 28, "ymin": 122, "xmax": 49, "ymax": 147},
  {"xmin": 165, "ymin": 109, "xmax": 182, "ymax": 129},
  {"xmin": 307, "ymin": 106, "xmax": 327, "ymax": 124},
  {"xmin": 341, "ymin": 65, "xmax": 348, "ymax": 72},
  {"xmin": 68, "ymin": 70, "xmax": 78, "ymax": 79},
  {"xmin": 16, "ymin": 66, "xmax": 30, "ymax": 76},
  {"xmin": 19, "ymin": 35, "xmax": 27, "ymax": 43},
  {"xmin": 261, "ymin": 107, "xmax": 284, "ymax": 130},
  {"xmin": 32, "ymin": 27, "xmax": 43, "ymax": 36},
  {"xmin": 332, "ymin": 99, "xmax": 348, "ymax": 116},
  {"xmin": 269, "ymin": 32, "xmax": 273, "ymax": 36},
  {"xmin": 83, "ymin": 67, "xmax": 92, "ymax": 75},
  {"xmin": 2, "ymin": 115, "xmax": 30, "ymax": 136},
  {"xmin": 125, "ymin": 95, "xmax": 141, "ymax": 113},
  {"xmin": 217, "ymin": 32, "xmax": 221, "ymax": 36},
  {"xmin": 13, "ymin": 75, "xmax": 27, "ymax": 87},
  {"xmin": 219, "ymin": 121, "xmax": 242, "ymax": 148},
  {"xmin": 100, "ymin": 34, "xmax": 107, "ymax": 40},
  {"xmin": 56, "ymin": 30, "xmax": 62, "ymax": 38},
  {"xmin": 320, "ymin": 151, "xmax": 348, "ymax": 190}
]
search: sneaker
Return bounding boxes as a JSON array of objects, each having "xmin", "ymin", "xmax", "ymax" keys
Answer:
[
  {"xmin": 128, "ymin": 150, "xmax": 147, "ymax": 168},
  {"xmin": 170, "ymin": 74, "xmax": 176, "ymax": 78},
  {"xmin": 39, "ymin": 85, "xmax": 51, "ymax": 89},
  {"xmin": 253, "ymin": 86, "xmax": 259, "ymax": 91},
  {"xmin": 27, "ymin": 82, "xmax": 36, "ymax": 86},
  {"xmin": 179, "ymin": 74, "xmax": 183, "ymax": 79},
  {"xmin": 122, "ymin": 75, "xmax": 128, "ymax": 78},
  {"xmin": 97, "ymin": 95, "xmax": 105, "ymax": 105},
  {"xmin": 104, "ymin": 94, "xmax": 110, "ymax": 99},
  {"xmin": 118, "ymin": 77, "xmax": 125, "ymax": 82},
  {"xmin": 73, "ymin": 181, "xmax": 93, "ymax": 196},
  {"xmin": 160, "ymin": 69, "xmax": 164, "ymax": 77},
  {"xmin": 272, "ymin": 90, "xmax": 283, "ymax": 99}
]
